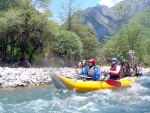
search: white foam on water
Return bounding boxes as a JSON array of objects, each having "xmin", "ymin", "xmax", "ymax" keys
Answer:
[
  {"xmin": 70, "ymin": 89, "xmax": 113, "ymax": 104},
  {"xmin": 129, "ymin": 82, "xmax": 149, "ymax": 92},
  {"xmin": 71, "ymin": 95, "xmax": 87, "ymax": 102},
  {"xmin": 104, "ymin": 81, "xmax": 150, "ymax": 107},
  {"xmin": 0, "ymin": 103, "xmax": 5, "ymax": 113},
  {"xmin": 51, "ymin": 97, "xmax": 64, "ymax": 108},
  {"xmin": 140, "ymin": 95, "xmax": 150, "ymax": 102},
  {"xmin": 137, "ymin": 76, "xmax": 150, "ymax": 83},
  {"xmin": 78, "ymin": 101, "xmax": 99, "ymax": 112},
  {"xmin": 68, "ymin": 89, "xmax": 117, "ymax": 112},
  {"xmin": 62, "ymin": 89, "xmax": 69, "ymax": 93},
  {"xmin": 98, "ymin": 89, "xmax": 113, "ymax": 94},
  {"xmin": 49, "ymin": 95, "xmax": 79, "ymax": 112},
  {"xmin": 20, "ymin": 99, "xmax": 50, "ymax": 112}
]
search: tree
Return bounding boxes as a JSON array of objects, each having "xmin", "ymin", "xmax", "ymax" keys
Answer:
[
  {"xmin": 0, "ymin": 9, "xmax": 23, "ymax": 62},
  {"xmin": 0, "ymin": 0, "xmax": 20, "ymax": 11},
  {"xmin": 71, "ymin": 24, "xmax": 100, "ymax": 60},
  {"xmin": 82, "ymin": 36, "xmax": 100, "ymax": 59},
  {"xmin": 0, "ymin": 0, "xmax": 57, "ymax": 67},
  {"xmin": 51, "ymin": 30, "xmax": 83, "ymax": 65},
  {"xmin": 115, "ymin": 0, "xmax": 133, "ymax": 49},
  {"xmin": 16, "ymin": 0, "xmax": 54, "ymax": 64},
  {"xmin": 57, "ymin": 0, "xmax": 101, "ymax": 63},
  {"xmin": 32, "ymin": 0, "xmax": 52, "ymax": 18},
  {"xmin": 58, "ymin": 0, "xmax": 80, "ymax": 31}
]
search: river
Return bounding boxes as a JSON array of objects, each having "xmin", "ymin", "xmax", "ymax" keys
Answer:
[{"xmin": 0, "ymin": 74, "xmax": 150, "ymax": 113}]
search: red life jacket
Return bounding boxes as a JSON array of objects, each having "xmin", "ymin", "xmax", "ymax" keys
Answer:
[{"xmin": 109, "ymin": 63, "xmax": 121, "ymax": 77}]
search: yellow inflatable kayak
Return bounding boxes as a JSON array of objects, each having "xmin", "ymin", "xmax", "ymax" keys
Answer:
[{"xmin": 51, "ymin": 73, "xmax": 137, "ymax": 92}]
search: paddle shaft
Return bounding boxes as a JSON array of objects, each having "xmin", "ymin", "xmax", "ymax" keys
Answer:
[{"xmin": 75, "ymin": 68, "xmax": 78, "ymax": 75}]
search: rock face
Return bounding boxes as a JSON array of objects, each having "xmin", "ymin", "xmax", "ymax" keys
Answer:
[{"xmin": 74, "ymin": 0, "xmax": 150, "ymax": 41}]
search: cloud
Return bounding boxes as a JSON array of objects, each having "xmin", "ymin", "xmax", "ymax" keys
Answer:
[
  {"xmin": 37, "ymin": 8, "xmax": 44, "ymax": 13},
  {"xmin": 99, "ymin": 0, "xmax": 123, "ymax": 7}
]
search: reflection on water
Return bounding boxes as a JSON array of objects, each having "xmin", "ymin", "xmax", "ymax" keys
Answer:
[{"xmin": 0, "ymin": 75, "xmax": 150, "ymax": 113}]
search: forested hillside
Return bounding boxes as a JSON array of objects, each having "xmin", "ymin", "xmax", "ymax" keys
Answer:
[{"xmin": 99, "ymin": 7, "xmax": 150, "ymax": 67}]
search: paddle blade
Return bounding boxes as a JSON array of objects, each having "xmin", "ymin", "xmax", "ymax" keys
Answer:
[{"xmin": 105, "ymin": 79, "xmax": 121, "ymax": 87}]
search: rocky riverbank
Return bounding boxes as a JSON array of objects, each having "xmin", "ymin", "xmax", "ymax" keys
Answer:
[
  {"xmin": 0, "ymin": 66, "xmax": 150, "ymax": 88},
  {"xmin": 0, "ymin": 67, "xmax": 77, "ymax": 88}
]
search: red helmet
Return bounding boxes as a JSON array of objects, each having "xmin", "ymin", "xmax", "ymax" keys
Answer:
[{"xmin": 89, "ymin": 58, "xmax": 96, "ymax": 65}]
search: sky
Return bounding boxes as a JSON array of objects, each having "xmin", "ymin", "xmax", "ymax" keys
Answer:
[{"xmin": 50, "ymin": 0, "xmax": 123, "ymax": 23}]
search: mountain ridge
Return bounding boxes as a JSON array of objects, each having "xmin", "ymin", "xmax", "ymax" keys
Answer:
[{"xmin": 74, "ymin": 0, "xmax": 150, "ymax": 41}]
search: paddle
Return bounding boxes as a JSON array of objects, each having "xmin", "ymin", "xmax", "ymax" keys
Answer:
[
  {"xmin": 103, "ymin": 73, "xmax": 121, "ymax": 87},
  {"xmin": 105, "ymin": 79, "xmax": 121, "ymax": 87},
  {"xmin": 71, "ymin": 67, "xmax": 87, "ymax": 82},
  {"xmin": 71, "ymin": 67, "xmax": 80, "ymax": 82}
]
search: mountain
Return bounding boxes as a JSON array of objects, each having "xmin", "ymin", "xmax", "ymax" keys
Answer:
[
  {"xmin": 100, "ymin": 7, "xmax": 150, "ymax": 66},
  {"xmin": 74, "ymin": 0, "xmax": 150, "ymax": 41}
]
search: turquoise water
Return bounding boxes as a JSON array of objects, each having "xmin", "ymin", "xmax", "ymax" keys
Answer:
[{"xmin": 0, "ymin": 75, "xmax": 150, "ymax": 113}]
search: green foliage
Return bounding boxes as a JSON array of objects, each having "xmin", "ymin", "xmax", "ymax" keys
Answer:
[
  {"xmin": 54, "ymin": 0, "xmax": 101, "ymax": 63},
  {"xmin": 101, "ymin": 36, "xmax": 111, "ymax": 47},
  {"xmin": 0, "ymin": 0, "xmax": 59, "ymax": 66},
  {"xmin": 69, "ymin": 24, "xmax": 100, "ymax": 60},
  {"xmin": 82, "ymin": 36, "xmax": 100, "ymax": 59},
  {"xmin": 51, "ymin": 30, "xmax": 83, "ymax": 62},
  {"xmin": 0, "ymin": 0, "xmax": 89, "ymax": 67},
  {"xmin": 71, "ymin": 24, "xmax": 96, "ymax": 39},
  {"xmin": 140, "ymin": 17, "xmax": 150, "ymax": 28},
  {"xmin": 0, "ymin": 0, "xmax": 21, "ymax": 11},
  {"xmin": 0, "ymin": 8, "xmax": 23, "ymax": 61},
  {"xmin": 99, "ymin": 7, "xmax": 150, "ymax": 66}
]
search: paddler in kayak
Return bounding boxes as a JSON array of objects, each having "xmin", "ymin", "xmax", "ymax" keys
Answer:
[
  {"xmin": 78, "ymin": 58, "xmax": 100, "ymax": 80},
  {"xmin": 107, "ymin": 58, "xmax": 121, "ymax": 80}
]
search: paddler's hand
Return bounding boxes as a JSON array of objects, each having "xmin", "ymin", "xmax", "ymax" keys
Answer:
[
  {"xmin": 78, "ymin": 75, "xmax": 83, "ymax": 77},
  {"xmin": 104, "ymin": 72, "xmax": 108, "ymax": 77},
  {"xmin": 78, "ymin": 75, "xmax": 83, "ymax": 79},
  {"xmin": 107, "ymin": 70, "xmax": 110, "ymax": 73}
]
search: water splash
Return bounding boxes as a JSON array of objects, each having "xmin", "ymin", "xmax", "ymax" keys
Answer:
[{"xmin": 0, "ymin": 75, "xmax": 150, "ymax": 113}]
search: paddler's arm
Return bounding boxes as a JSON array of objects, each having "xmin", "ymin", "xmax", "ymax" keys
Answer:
[
  {"xmin": 107, "ymin": 70, "xmax": 119, "ymax": 74},
  {"xmin": 78, "ymin": 66, "xmax": 88, "ymax": 76},
  {"xmin": 94, "ymin": 67, "xmax": 100, "ymax": 80}
]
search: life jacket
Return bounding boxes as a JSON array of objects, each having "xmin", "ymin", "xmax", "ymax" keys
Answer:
[
  {"xmin": 86, "ymin": 66, "xmax": 97, "ymax": 76},
  {"xmin": 109, "ymin": 63, "xmax": 121, "ymax": 77}
]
